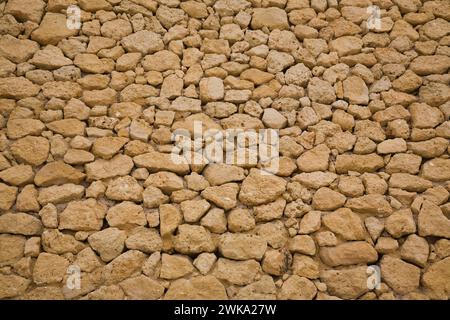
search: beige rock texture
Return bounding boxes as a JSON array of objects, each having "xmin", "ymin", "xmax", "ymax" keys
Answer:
[{"xmin": 0, "ymin": 0, "xmax": 448, "ymax": 301}]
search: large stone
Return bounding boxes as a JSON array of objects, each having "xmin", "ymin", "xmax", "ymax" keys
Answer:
[
  {"xmin": 88, "ymin": 228, "xmax": 126, "ymax": 262},
  {"xmin": 422, "ymin": 257, "xmax": 450, "ymax": 300},
  {"xmin": 297, "ymin": 144, "xmax": 330, "ymax": 172},
  {"xmin": 0, "ymin": 234, "xmax": 25, "ymax": 267},
  {"xmin": 160, "ymin": 254, "xmax": 194, "ymax": 280},
  {"xmin": 34, "ymin": 161, "xmax": 85, "ymax": 187},
  {"xmin": 134, "ymin": 152, "xmax": 190, "ymax": 175},
  {"xmin": 0, "ymin": 274, "xmax": 30, "ymax": 299},
  {"xmin": 380, "ymin": 255, "xmax": 420, "ymax": 295},
  {"xmin": 346, "ymin": 194, "xmax": 393, "ymax": 216},
  {"xmin": 319, "ymin": 241, "xmax": 378, "ymax": 267},
  {"xmin": 59, "ymin": 199, "xmax": 107, "ymax": 231},
  {"xmin": 85, "ymin": 155, "xmax": 134, "ymax": 180},
  {"xmin": 213, "ymin": 258, "xmax": 260, "ymax": 285},
  {"xmin": 322, "ymin": 208, "xmax": 366, "ymax": 240},
  {"xmin": 0, "ymin": 183, "xmax": 17, "ymax": 211},
  {"xmin": 201, "ymin": 183, "xmax": 239, "ymax": 210},
  {"xmin": 121, "ymin": 30, "xmax": 164, "ymax": 55},
  {"xmin": 173, "ymin": 224, "xmax": 215, "ymax": 254},
  {"xmin": 33, "ymin": 253, "xmax": 69, "ymax": 285},
  {"xmin": 312, "ymin": 187, "xmax": 346, "ymax": 211},
  {"xmin": 335, "ymin": 154, "xmax": 384, "ymax": 173},
  {"xmin": 31, "ymin": 13, "xmax": 78, "ymax": 45},
  {"xmin": 251, "ymin": 7, "xmax": 289, "ymax": 31},
  {"xmin": 343, "ymin": 76, "xmax": 369, "ymax": 105},
  {"xmin": 102, "ymin": 250, "xmax": 147, "ymax": 285},
  {"xmin": 218, "ymin": 233, "xmax": 267, "ymax": 261},
  {"xmin": 320, "ymin": 267, "xmax": 369, "ymax": 299},
  {"xmin": 141, "ymin": 50, "xmax": 180, "ymax": 72},
  {"xmin": 164, "ymin": 275, "xmax": 227, "ymax": 300},
  {"xmin": 239, "ymin": 169, "xmax": 286, "ymax": 205},
  {"xmin": 106, "ymin": 201, "xmax": 147, "ymax": 229},
  {"xmin": 418, "ymin": 200, "xmax": 450, "ymax": 238},
  {"xmin": 0, "ymin": 35, "xmax": 39, "ymax": 63},
  {"xmin": 38, "ymin": 184, "xmax": 84, "ymax": 205},
  {"xmin": 105, "ymin": 176, "xmax": 143, "ymax": 202},
  {"xmin": 0, "ymin": 212, "xmax": 42, "ymax": 235},
  {"xmin": 0, "ymin": 77, "xmax": 40, "ymax": 99},
  {"xmin": 11, "ymin": 136, "xmax": 49, "ymax": 166},
  {"xmin": 119, "ymin": 275, "xmax": 164, "ymax": 300}
]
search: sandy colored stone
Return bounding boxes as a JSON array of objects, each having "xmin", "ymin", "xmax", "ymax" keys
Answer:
[
  {"xmin": 239, "ymin": 169, "xmax": 286, "ymax": 205},
  {"xmin": 11, "ymin": 136, "xmax": 49, "ymax": 166},
  {"xmin": 106, "ymin": 201, "xmax": 147, "ymax": 229},
  {"xmin": 0, "ymin": 212, "xmax": 42, "ymax": 236},
  {"xmin": 320, "ymin": 241, "xmax": 378, "ymax": 267},
  {"xmin": 33, "ymin": 253, "xmax": 69, "ymax": 285},
  {"xmin": 173, "ymin": 224, "xmax": 215, "ymax": 255},
  {"xmin": 201, "ymin": 183, "xmax": 239, "ymax": 210},
  {"xmin": 160, "ymin": 254, "xmax": 194, "ymax": 280},
  {"xmin": 218, "ymin": 233, "xmax": 267, "ymax": 261},
  {"xmin": 320, "ymin": 267, "xmax": 369, "ymax": 299},
  {"xmin": 59, "ymin": 199, "xmax": 106, "ymax": 231},
  {"xmin": 380, "ymin": 255, "xmax": 421, "ymax": 295},
  {"xmin": 35, "ymin": 161, "xmax": 85, "ymax": 187},
  {"xmin": 164, "ymin": 275, "xmax": 227, "ymax": 300},
  {"xmin": 119, "ymin": 275, "xmax": 164, "ymax": 300},
  {"xmin": 88, "ymin": 228, "xmax": 126, "ymax": 262}
]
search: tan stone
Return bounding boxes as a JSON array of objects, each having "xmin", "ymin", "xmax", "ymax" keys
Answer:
[
  {"xmin": 380, "ymin": 255, "xmax": 420, "ymax": 295},
  {"xmin": 239, "ymin": 169, "xmax": 286, "ymax": 205},
  {"xmin": 164, "ymin": 275, "xmax": 227, "ymax": 300},
  {"xmin": 320, "ymin": 241, "xmax": 378, "ymax": 267}
]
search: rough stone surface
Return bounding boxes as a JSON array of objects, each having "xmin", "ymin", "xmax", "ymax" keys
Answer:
[{"xmin": 0, "ymin": 0, "xmax": 448, "ymax": 301}]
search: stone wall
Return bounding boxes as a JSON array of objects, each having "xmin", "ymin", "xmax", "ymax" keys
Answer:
[{"xmin": 0, "ymin": 0, "xmax": 450, "ymax": 300}]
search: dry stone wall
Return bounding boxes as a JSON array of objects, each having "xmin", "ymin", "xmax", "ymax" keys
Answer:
[{"xmin": 0, "ymin": 0, "xmax": 450, "ymax": 300}]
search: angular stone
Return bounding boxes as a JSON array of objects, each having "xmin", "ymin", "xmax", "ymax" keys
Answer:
[
  {"xmin": 319, "ymin": 241, "xmax": 378, "ymax": 267},
  {"xmin": 134, "ymin": 152, "xmax": 190, "ymax": 175},
  {"xmin": 31, "ymin": 13, "xmax": 78, "ymax": 45},
  {"xmin": 0, "ymin": 234, "xmax": 25, "ymax": 267},
  {"xmin": 11, "ymin": 136, "xmax": 49, "ymax": 166},
  {"xmin": 346, "ymin": 194, "xmax": 393, "ymax": 216},
  {"xmin": 251, "ymin": 7, "xmax": 289, "ymax": 31},
  {"xmin": 173, "ymin": 224, "xmax": 215, "ymax": 255},
  {"xmin": 164, "ymin": 275, "xmax": 227, "ymax": 300},
  {"xmin": 106, "ymin": 201, "xmax": 147, "ymax": 229},
  {"xmin": 85, "ymin": 155, "xmax": 134, "ymax": 181},
  {"xmin": 213, "ymin": 258, "xmax": 260, "ymax": 285},
  {"xmin": 33, "ymin": 253, "xmax": 69, "ymax": 285},
  {"xmin": 121, "ymin": 30, "xmax": 164, "ymax": 55},
  {"xmin": 102, "ymin": 250, "xmax": 147, "ymax": 285},
  {"xmin": 105, "ymin": 176, "xmax": 143, "ymax": 202},
  {"xmin": 320, "ymin": 267, "xmax": 369, "ymax": 299},
  {"xmin": 218, "ymin": 233, "xmax": 267, "ymax": 261},
  {"xmin": 0, "ymin": 212, "xmax": 42, "ymax": 236},
  {"xmin": 323, "ymin": 208, "xmax": 366, "ymax": 240},
  {"xmin": 119, "ymin": 275, "xmax": 164, "ymax": 300},
  {"xmin": 201, "ymin": 183, "xmax": 239, "ymax": 210},
  {"xmin": 88, "ymin": 228, "xmax": 126, "ymax": 262},
  {"xmin": 380, "ymin": 255, "xmax": 420, "ymax": 295},
  {"xmin": 142, "ymin": 50, "xmax": 180, "ymax": 72},
  {"xmin": 38, "ymin": 184, "xmax": 84, "ymax": 205},
  {"xmin": 335, "ymin": 154, "xmax": 384, "ymax": 173},
  {"xmin": 278, "ymin": 275, "xmax": 317, "ymax": 300},
  {"xmin": 0, "ymin": 274, "xmax": 30, "ymax": 299},
  {"xmin": 203, "ymin": 164, "xmax": 245, "ymax": 186},
  {"xmin": 239, "ymin": 169, "xmax": 286, "ymax": 205},
  {"xmin": 125, "ymin": 227, "xmax": 162, "ymax": 254},
  {"xmin": 422, "ymin": 257, "xmax": 450, "ymax": 300},
  {"xmin": 312, "ymin": 187, "xmax": 346, "ymax": 211},
  {"xmin": 160, "ymin": 254, "xmax": 194, "ymax": 280},
  {"xmin": 199, "ymin": 77, "xmax": 224, "ymax": 102},
  {"xmin": 418, "ymin": 200, "xmax": 450, "ymax": 238},
  {"xmin": 0, "ymin": 77, "xmax": 40, "ymax": 99},
  {"xmin": 421, "ymin": 158, "xmax": 450, "ymax": 182},
  {"xmin": 59, "ymin": 199, "xmax": 106, "ymax": 231},
  {"xmin": 297, "ymin": 144, "xmax": 330, "ymax": 172},
  {"xmin": 0, "ymin": 35, "xmax": 39, "ymax": 63},
  {"xmin": 35, "ymin": 161, "xmax": 85, "ymax": 187}
]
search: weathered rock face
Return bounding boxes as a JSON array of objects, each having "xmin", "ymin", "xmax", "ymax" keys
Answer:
[{"xmin": 0, "ymin": 0, "xmax": 448, "ymax": 301}]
